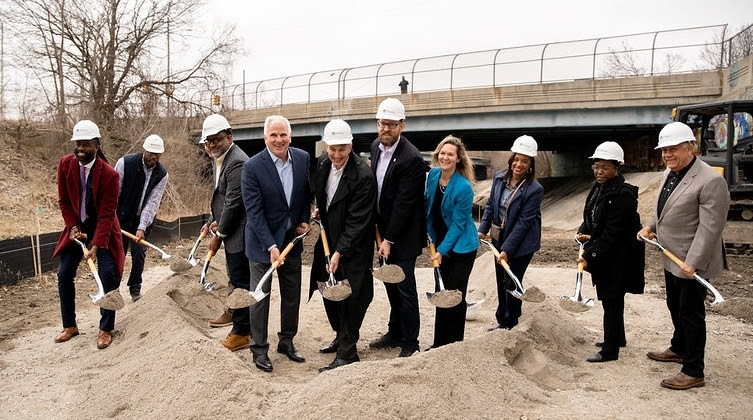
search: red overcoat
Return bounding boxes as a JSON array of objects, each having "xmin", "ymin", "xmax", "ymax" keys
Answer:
[{"xmin": 53, "ymin": 154, "xmax": 125, "ymax": 276}]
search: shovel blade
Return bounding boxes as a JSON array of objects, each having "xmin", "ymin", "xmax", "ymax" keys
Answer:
[
  {"xmin": 427, "ymin": 289, "xmax": 463, "ymax": 308},
  {"xmin": 321, "ymin": 279, "xmax": 352, "ymax": 301},
  {"xmin": 90, "ymin": 290, "xmax": 125, "ymax": 311},
  {"xmin": 374, "ymin": 264, "xmax": 405, "ymax": 283},
  {"xmin": 226, "ymin": 288, "xmax": 268, "ymax": 309}
]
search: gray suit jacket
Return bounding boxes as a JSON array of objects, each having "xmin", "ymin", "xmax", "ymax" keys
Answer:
[
  {"xmin": 649, "ymin": 158, "xmax": 730, "ymax": 278},
  {"xmin": 210, "ymin": 143, "xmax": 249, "ymax": 254}
]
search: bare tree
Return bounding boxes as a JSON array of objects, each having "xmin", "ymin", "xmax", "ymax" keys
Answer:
[
  {"xmin": 3, "ymin": 0, "xmax": 240, "ymax": 131},
  {"xmin": 700, "ymin": 23, "xmax": 753, "ymax": 70},
  {"xmin": 600, "ymin": 42, "xmax": 647, "ymax": 78}
]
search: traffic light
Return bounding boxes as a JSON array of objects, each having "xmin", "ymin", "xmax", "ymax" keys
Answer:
[{"xmin": 212, "ymin": 95, "xmax": 220, "ymax": 106}]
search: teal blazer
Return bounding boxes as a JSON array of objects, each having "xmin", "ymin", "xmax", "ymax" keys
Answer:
[{"xmin": 425, "ymin": 167, "xmax": 479, "ymax": 255}]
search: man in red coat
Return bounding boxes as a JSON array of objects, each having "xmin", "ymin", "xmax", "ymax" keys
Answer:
[{"xmin": 52, "ymin": 120, "xmax": 124, "ymax": 349}]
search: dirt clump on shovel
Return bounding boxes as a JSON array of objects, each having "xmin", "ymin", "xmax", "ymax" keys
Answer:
[
  {"xmin": 520, "ymin": 285, "xmax": 546, "ymax": 303},
  {"xmin": 170, "ymin": 258, "xmax": 193, "ymax": 273},
  {"xmin": 97, "ymin": 290, "xmax": 125, "ymax": 311},
  {"xmin": 558, "ymin": 298, "xmax": 591, "ymax": 313}
]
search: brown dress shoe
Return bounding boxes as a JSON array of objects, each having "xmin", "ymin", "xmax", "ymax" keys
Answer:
[
  {"xmin": 661, "ymin": 372, "xmax": 705, "ymax": 390},
  {"xmin": 647, "ymin": 348, "xmax": 683, "ymax": 363},
  {"xmin": 221, "ymin": 333, "xmax": 251, "ymax": 351},
  {"xmin": 54, "ymin": 327, "xmax": 79, "ymax": 343},
  {"xmin": 96, "ymin": 330, "xmax": 113, "ymax": 349},
  {"xmin": 209, "ymin": 310, "xmax": 233, "ymax": 328}
]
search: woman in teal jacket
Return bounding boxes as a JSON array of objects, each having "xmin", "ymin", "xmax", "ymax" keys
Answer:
[{"xmin": 425, "ymin": 135, "xmax": 479, "ymax": 348}]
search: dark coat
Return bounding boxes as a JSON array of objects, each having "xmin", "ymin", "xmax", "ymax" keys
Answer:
[
  {"xmin": 241, "ymin": 146, "xmax": 311, "ymax": 263},
  {"xmin": 370, "ymin": 135, "xmax": 426, "ymax": 261},
  {"xmin": 308, "ymin": 151, "xmax": 377, "ymax": 303},
  {"xmin": 579, "ymin": 174, "xmax": 645, "ymax": 299},
  {"xmin": 210, "ymin": 143, "xmax": 248, "ymax": 254},
  {"xmin": 54, "ymin": 154, "xmax": 125, "ymax": 276}
]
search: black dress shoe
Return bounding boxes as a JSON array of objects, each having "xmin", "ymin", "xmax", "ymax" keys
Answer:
[
  {"xmin": 319, "ymin": 338, "xmax": 339, "ymax": 354},
  {"xmin": 277, "ymin": 343, "xmax": 306, "ymax": 363},
  {"xmin": 318, "ymin": 355, "xmax": 360, "ymax": 373},
  {"xmin": 253, "ymin": 354, "xmax": 273, "ymax": 372},
  {"xmin": 398, "ymin": 348, "xmax": 418, "ymax": 358},
  {"xmin": 587, "ymin": 352, "xmax": 618, "ymax": 363},
  {"xmin": 595, "ymin": 340, "xmax": 627, "ymax": 348},
  {"xmin": 369, "ymin": 334, "xmax": 399, "ymax": 349},
  {"xmin": 487, "ymin": 324, "xmax": 513, "ymax": 332}
]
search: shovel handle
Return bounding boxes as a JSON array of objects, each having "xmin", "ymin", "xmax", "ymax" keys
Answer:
[
  {"xmin": 204, "ymin": 248, "xmax": 215, "ymax": 262},
  {"xmin": 375, "ymin": 227, "xmax": 383, "ymax": 245},
  {"xmin": 428, "ymin": 239, "xmax": 440, "ymax": 268},
  {"xmin": 320, "ymin": 227, "xmax": 332, "ymax": 257},
  {"xmin": 577, "ymin": 246, "xmax": 585, "ymax": 272},
  {"xmin": 121, "ymin": 229, "xmax": 161, "ymax": 252}
]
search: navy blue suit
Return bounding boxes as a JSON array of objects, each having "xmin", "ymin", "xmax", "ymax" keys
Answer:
[
  {"xmin": 242, "ymin": 147, "xmax": 311, "ymax": 356},
  {"xmin": 478, "ymin": 170, "xmax": 543, "ymax": 328}
]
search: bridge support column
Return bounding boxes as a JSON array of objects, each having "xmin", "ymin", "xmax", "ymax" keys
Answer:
[{"xmin": 550, "ymin": 152, "xmax": 583, "ymax": 177}]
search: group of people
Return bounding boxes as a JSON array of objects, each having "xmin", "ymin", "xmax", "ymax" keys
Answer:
[
  {"xmin": 52, "ymin": 97, "xmax": 730, "ymax": 389},
  {"xmin": 53, "ymin": 120, "xmax": 168, "ymax": 350}
]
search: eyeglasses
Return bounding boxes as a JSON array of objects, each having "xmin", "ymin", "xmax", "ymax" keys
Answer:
[
  {"xmin": 591, "ymin": 164, "xmax": 615, "ymax": 172},
  {"xmin": 377, "ymin": 121, "xmax": 401, "ymax": 129},
  {"xmin": 204, "ymin": 133, "xmax": 227, "ymax": 145}
]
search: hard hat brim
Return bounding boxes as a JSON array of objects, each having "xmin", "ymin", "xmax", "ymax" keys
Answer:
[
  {"xmin": 654, "ymin": 140, "xmax": 694, "ymax": 150},
  {"xmin": 323, "ymin": 139, "xmax": 353, "ymax": 146}
]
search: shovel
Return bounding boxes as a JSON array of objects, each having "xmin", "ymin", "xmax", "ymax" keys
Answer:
[
  {"xmin": 426, "ymin": 236, "xmax": 463, "ymax": 308},
  {"xmin": 170, "ymin": 230, "xmax": 207, "ymax": 273},
  {"xmin": 121, "ymin": 229, "xmax": 172, "ymax": 259},
  {"xmin": 198, "ymin": 248, "xmax": 216, "ymax": 292},
  {"xmin": 479, "ymin": 239, "xmax": 545, "ymax": 303},
  {"xmin": 313, "ymin": 219, "xmax": 352, "ymax": 302},
  {"xmin": 560, "ymin": 235, "xmax": 595, "ymax": 309},
  {"xmin": 640, "ymin": 235, "xmax": 725, "ymax": 305},
  {"xmin": 72, "ymin": 236, "xmax": 124, "ymax": 311},
  {"xmin": 186, "ymin": 229, "xmax": 207, "ymax": 266},
  {"xmin": 373, "ymin": 227, "xmax": 405, "ymax": 283},
  {"xmin": 226, "ymin": 228, "xmax": 310, "ymax": 309}
]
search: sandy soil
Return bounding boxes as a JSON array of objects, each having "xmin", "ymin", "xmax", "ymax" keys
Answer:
[{"xmin": 1, "ymin": 141, "xmax": 752, "ymax": 418}]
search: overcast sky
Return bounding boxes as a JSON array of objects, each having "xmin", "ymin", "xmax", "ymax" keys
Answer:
[{"xmin": 201, "ymin": 0, "xmax": 753, "ymax": 84}]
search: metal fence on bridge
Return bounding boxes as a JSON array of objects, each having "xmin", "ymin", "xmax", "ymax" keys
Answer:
[{"xmin": 196, "ymin": 24, "xmax": 750, "ymax": 113}]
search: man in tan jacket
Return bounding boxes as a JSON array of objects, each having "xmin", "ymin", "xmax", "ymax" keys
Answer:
[{"xmin": 639, "ymin": 122, "xmax": 730, "ymax": 390}]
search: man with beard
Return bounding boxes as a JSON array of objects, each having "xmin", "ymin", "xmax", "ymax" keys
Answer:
[
  {"xmin": 368, "ymin": 98, "xmax": 426, "ymax": 358},
  {"xmin": 115, "ymin": 134, "xmax": 168, "ymax": 302},
  {"xmin": 200, "ymin": 114, "xmax": 251, "ymax": 352},
  {"xmin": 52, "ymin": 120, "xmax": 124, "ymax": 349},
  {"xmin": 310, "ymin": 119, "xmax": 377, "ymax": 372}
]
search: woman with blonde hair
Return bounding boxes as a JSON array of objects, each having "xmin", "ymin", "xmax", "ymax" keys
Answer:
[{"xmin": 425, "ymin": 135, "xmax": 479, "ymax": 348}]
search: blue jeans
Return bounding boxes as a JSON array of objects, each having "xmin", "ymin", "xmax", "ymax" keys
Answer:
[
  {"xmin": 122, "ymin": 233, "xmax": 146, "ymax": 294},
  {"xmin": 57, "ymin": 242, "xmax": 121, "ymax": 332},
  {"xmin": 383, "ymin": 257, "xmax": 420, "ymax": 351}
]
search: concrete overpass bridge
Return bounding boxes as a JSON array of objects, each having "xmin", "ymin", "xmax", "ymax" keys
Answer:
[{"xmin": 210, "ymin": 26, "xmax": 753, "ymax": 176}]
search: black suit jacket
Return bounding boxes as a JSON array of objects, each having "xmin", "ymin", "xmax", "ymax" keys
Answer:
[{"xmin": 370, "ymin": 135, "xmax": 426, "ymax": 261}]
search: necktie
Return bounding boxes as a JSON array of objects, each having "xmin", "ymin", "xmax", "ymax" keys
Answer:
[{"xmin": 79, "ymin": 165, "xmax": 87, "ymax": 222}]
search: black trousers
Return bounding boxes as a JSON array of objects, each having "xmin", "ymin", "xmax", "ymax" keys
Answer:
[
  {"xmin": 322, "ymin": 266, "xmax": 374, "ymax": 360},
  {"xmin": 383, "ymin": 257, "xmax": 421, "ymax": 351},
  {"xmin": 665, "ymin": 270, "xmax": 707, "ymax": 378},
  {"xmin": 432, "ymin": 249, "xmax": 477, "ymax": 348},
  {"xmin": 600, "ymin": 296, "xmax": 625, "ymax": 356},
  {"xmin": 493, "ymin": 253, "xmax": 533, "ymax": 328}
]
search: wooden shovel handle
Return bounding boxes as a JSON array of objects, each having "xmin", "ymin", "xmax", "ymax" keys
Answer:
[
  {"xmin": 204, "ymin": 248, "xmax": 214, "ymax": 262},
  {"xmin": 662, "ymin": 249, "xmax": 687, "ymax": 269},
  {"xmin": 320, "ymin": 227, "xmax": 331, "ymax": 257},
  {"xmin": 121, "ymin": 229, "xmax": 157, "ymax": 248},
  {"xmin": 375, "ymin": 227, "xmax": 383, "ymax": 245},
  {"xmin": 428, "ymin": 240, "xmax": 440, "ymax": 268},
  {"xmin": 577, "ymin": 246, "xmax": 585, "ymax": 272}
]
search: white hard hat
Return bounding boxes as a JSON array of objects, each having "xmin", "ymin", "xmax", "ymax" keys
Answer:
[
  {"xmin": 322, "ymin": 119, "xmax": 353, "ymax": 145},
  {"xmin": 71, "ymin": 120, "xmax": 101, "ymax": 141},
  {"xmin": 656, "ymin": 122, "xmax": 696, "ymax": 150},
  {"xmin": 590, "ymin": 141, "xmax": 624, "ymax": 164},
  {"xmin": 200, "ymin": 114, "xmax": 231, "ymax": 143},
  {"xmin": 143, "ymin": 134, "xmax": 165, "ymax": 154},
  {"xmin": 510, "ymin": 135, "xmax": 538, "ymax": 157},
  {"xmin": 375, "ymin": 98, "xmax": 406, "ymax": 121}
]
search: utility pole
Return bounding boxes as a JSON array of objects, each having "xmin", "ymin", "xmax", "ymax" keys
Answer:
[{"xmin": 166, "ymin": 12, "xmax": 171, "ymax": 117}]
